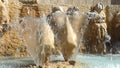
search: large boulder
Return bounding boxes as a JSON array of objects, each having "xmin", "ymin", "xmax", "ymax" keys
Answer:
[
  {"xmin": 48, "ymin": 6, "xmax": 77, "ymax": 61},
  {"xmin": 67, "ymin": 6, "xmax": 88, "ymax": 53}
]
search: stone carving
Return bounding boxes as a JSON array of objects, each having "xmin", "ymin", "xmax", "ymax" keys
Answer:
[{"xmin": 85, "ymin": 3, "xmax": 109, "ymax": 54}]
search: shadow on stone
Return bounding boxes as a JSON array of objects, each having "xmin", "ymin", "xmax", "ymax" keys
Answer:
[{"xmin": 69, "ymin": 60, "xmax": 76, "ymax": 66}]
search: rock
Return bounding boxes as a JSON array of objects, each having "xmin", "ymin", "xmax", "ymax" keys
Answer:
[
  {"xmin": 0, "ymin": 0, "xmax": 120, "ymax": 57},
  {"xmin": 0, "ymin": 29, "xmax": 27, "ymax": 57},
  {"xmin": 108, "ymin": 12, "xmax": 120, "ymax": 54},
  {"xmin": 111, "ymin": 12, "xmax": 120, "ymax": 42},
  {"xmin": 84, "ymin": 11, "xmax": 108, "ymax": 54},
  {"xmin": 0, "ymin": 0, "xmax": 9, "ymax": 24},
  {"xmin": 20, "ymin": 5, "xmax": 40, "ymax": 18},
  {"xmin": 3, "ymin": 59, "xmax": 87, "ymax": 68},
  {"xmin": 8, "ymin": 2, "xmax": 22, "ymax": 22},
  {"xmin": 48, "ymin": 6, "xmax": 77, "ymax": 61},
  {"xmin": 67, "ymin": 6, "xmax": 88, "ymax": 53},
  {"xmin": 43, "ymin": 61, "xmax": 88, "ymax": 68},
  {"xmin": 21, "ymin": 16, "xmax": 55, "ymax": 67},
  {"xmin": 104, "ymin": 6, "xmax": 120, "ymax": 54},
  {"xmin": 19, "ymin": 0, "xmax": 37, "ymax": 4},
  {"xmin": 37, "ymin": 4, "xmax": 52, "ymax": 17}
]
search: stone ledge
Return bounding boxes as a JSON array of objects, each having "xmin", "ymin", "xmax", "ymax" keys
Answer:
[{"xmin": 0, "ymin": 57, "xmax": 88, "ymax": 68}]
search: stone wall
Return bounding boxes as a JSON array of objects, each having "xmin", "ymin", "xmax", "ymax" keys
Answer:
[{"xmin": 8, "ymin": 0, "xmax": 120, "ymax": 12}]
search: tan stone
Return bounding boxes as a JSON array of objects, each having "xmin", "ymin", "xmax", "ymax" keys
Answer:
[
  {"xmin": 0, "ymin": 0, "xmax": 9, "ymax": 24},
  {"xmin": 0, "ymin": 29, "xmax": 27, "ymax": 57},
  {"xmin": 8, "ymin": 2, "xmax": 22, "ymax": 22},
  {"xmin": 67, "ymin": 7, "xmax": 88, "ymax": 53},
  {"xmin": 110, "ymin": 12, "xmax": 120, "ymax": 41},
  {"xmin": 21, "ymin": 17, "xmax": 55, "ymax": 67},
  {"xmin": 84, "ymin": 12, "xmax": 107, "ymax": 54},
  {"xmin": 48, "ymin": 8, "xmax": 77, "ymax": 61},
  {"xmin": 20, "ymin": 5, "xmax": 40, "ymax": 17}
]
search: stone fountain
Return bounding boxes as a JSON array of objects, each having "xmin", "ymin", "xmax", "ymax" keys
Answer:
[{"xmin": 0, "ymin": 0, "xmax": 120, "ymax": 68}]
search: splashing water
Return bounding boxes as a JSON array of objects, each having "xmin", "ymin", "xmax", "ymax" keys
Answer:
[
  {"xmin": 0, "ymin": 0, "xmax": 119, "ymax": 67},
  {"xmin": 19, "ymin": 15, "xmax": 55, "ymax": 67}
]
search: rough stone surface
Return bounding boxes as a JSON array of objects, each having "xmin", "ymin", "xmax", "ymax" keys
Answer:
[
  {"xmin": 0, "ymin": 0, "xmax": 120, "ymax": 57},
  {"xmin": 20, "ymin": 5, "xmax": 40, "ymax": 17},
  {"xmin": 21, "ymin": 16, "xmax": 55, "ymax": 66},
  {"xmin": 0, "ymin": 0, "xmax": 9, "ymax": 25},
  {"xmin": 0, "ymin": 29, "xmax": 27, "ymax": 57},
  {"xmin": 8, "ymin": 2, "xmax": 22, "ymax": 22},
  {"xmin": 48, "ymin": 9, "xmax": 77, "ymax": 61},
  {"xmin": 43, "ymin": 61, "xmax": 88, "ymax": 68}
]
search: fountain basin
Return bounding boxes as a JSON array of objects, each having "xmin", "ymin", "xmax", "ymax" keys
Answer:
[
  {"xmin": 0, "ymin": 56, "xmax": 87, "ymax": 68},
  {"xmin": 0, "ymin": 54, "xmax": 120, "ymax": 68},
  {"xmin": 76, "ymin": 54, "xmax": 120, "ymax": 68}
]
